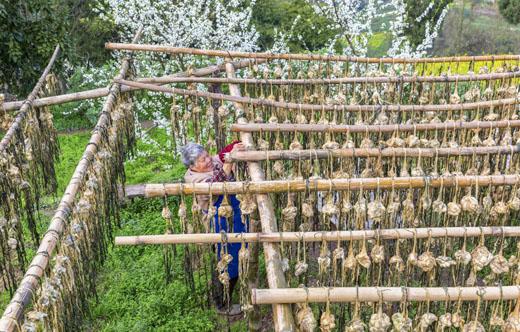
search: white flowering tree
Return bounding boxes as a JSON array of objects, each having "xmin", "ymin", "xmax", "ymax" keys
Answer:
[
  {"xmin": 108, "ymin": 0, "xmax": 258, "ymax": 50},
  {"xmin": 71, "ymin": 0, "xmax": 260, "ymax": 158},
  {"xmin": 309, "ymin": 0, "xmax": 378, "ymax": 56},
  {"xmin": 308, "ymin": 0, "xmax": 450, "ymax": 58},
  {"xmin": 69, "ymin": 0, "xmax": 452, "ymax": 158}
]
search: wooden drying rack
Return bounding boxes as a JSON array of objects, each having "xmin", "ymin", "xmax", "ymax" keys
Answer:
[{"xmin": 3, "ymin": 42, "xmax": 520, "ymax": 332}]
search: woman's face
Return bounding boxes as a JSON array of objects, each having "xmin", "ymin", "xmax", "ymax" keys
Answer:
[{"xmin": 191, "ymin": 150, "xmax": 213, "ymax": 172}]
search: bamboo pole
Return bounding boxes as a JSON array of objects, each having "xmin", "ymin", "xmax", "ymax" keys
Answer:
[
  {"xmin": 0, "ymin": 45, "xmax": 60, "ymax": 152},
  {"xmin": 227, "ymin": 145, "xmax": 520, "ymax": 162},
  {"xmin": 251, "ymin": 286, "xmax": 520, "ymax": 305},
  {"xmin": 226, "ymin": 62, "xmax": 296, "ymax": 331},
  {"xmin": 114, "ymin": 78, "xmax": 520, "ymax": 113},
  {"xmin": 1, "ymin": 59, "xmax": 263, "ymax": 112},
  {"xmin": 137, "ymin": 70, "xmax": 520, "ymax": 85},
  {"xmin": 0, "ymin": 29, "xmax": 143, "ymax": 332},
  {"xmin": 105, "ymin": 42, "xmax": 520, "ymax": 64},
  {"xmin": 230, "ymin": 120, "xmax": 520, "ymax": 133},
  {"xmin": 224, "ymin": 63, "xmax": 262, "ymax": 330},
  {"xmin": 125, "ymin": 174, "xmax": 520, "ymax": 198},
  {"xmin": 114, "ymin": 226, "xmax": 520, "ymax": 245}
]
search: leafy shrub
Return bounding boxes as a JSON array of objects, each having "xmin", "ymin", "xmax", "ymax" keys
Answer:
[{"xmin": 498, "ymin": 0, "xmax": 520, "ymax": 25}]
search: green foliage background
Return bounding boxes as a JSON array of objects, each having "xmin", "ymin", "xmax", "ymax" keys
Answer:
[
  {"xmin": 252, "ymin": 0, "xmax": 338, "ymax": 52},
  {"xmin": 498, "ymin": 0, "xmax": 520, "ymax": 25},
  {"xmin": 404, "ymin": 0, "xmax": 454, "ymax": 47},
  {"xmin": 3, "ymin": 0, "xmax": 519, "ymax": 100},
  {"xmin": 0, "ymin": 0, "xmax": 116, "ymax": 96}
]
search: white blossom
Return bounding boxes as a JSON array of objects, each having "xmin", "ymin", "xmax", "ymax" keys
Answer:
[
  {"xmin": 69, "ymin": 0, "xmax": 450, "ymax": 161},
  {"xmin": 308, "ymin": 0, "xmax": 450, "ymax": 59},
  {"xmin": 72, "ymin": 0, "xmax": 261, "ymax": 158}
]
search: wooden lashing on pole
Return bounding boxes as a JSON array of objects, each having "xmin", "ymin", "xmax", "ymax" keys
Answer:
[{"xmin": 225, "ymin": 62, "xmax": 296, "ymax": 331}]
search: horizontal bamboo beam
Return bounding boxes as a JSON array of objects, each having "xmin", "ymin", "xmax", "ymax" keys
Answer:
[
  {"xmin": 251, "ymin": 286, "xmax": 520, "ymax": 305},
  {"xmin": 125, "ymin": 174, "xmax": 520, "ymax": 198},
  {"xmin": 230, "ymin": 120, "xmax": 520, "ymax": 133},
  {"xmin": 0, "ymin": 45, "xmax": 60, "ymax": 152},
  {"xmin": 114, "ymin": 78, "xmax": 519, "ymax": 113},
  {"xmin": 0, "ymin": 29, "xmax": 143, "ymax": 332},
  {"xmin": 140, "ymin": 70, "xmax": 520, "ymax": 85},
  {"xmin": 115, "ymin": 226, "xmax": 520, "ymax": 246},
  {"xmin": 227, "ymin": 145, "xmax": 520, "ymax": 162},
  {"xmin": 105, "ymin": 43, "xmax": 520, "ymax": 64},
  {"xmin": 1, "ymin": 59, "xmax": 262, "ymax": 112}
]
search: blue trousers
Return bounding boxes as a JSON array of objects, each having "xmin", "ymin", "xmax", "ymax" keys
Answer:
[{"xmin": 212, "ymin": 194, "xmax": 248, "ymax": 279}]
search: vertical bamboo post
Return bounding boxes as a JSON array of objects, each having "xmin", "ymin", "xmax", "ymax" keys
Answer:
[
  {"xmin": 225, "ymin": 61, "xmax": 296, "ymax": 331},
  {"xmin": 224, "ymin": 63, "xmax": 261, "ymax": 332},
  {"xmin": 207, "ymin": 82, "xmax": 225, "ymax": 151}
]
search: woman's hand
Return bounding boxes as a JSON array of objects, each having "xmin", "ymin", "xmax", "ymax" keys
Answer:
[
  {"xmin": 221, "ymin": 142, "xmax": 244, "ymax": 176},
  {"xmin": 231, "ymin": 143, "xmax": 245, "ymax": 152},
  {"xmin": 223, "ymin": 162, "xmax": 233, "ymax": 175}
]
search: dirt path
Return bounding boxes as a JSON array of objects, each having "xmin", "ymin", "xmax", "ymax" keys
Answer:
[{"xmin": 473, "ymin": 5, "xmax": 499, "ymax": 18}]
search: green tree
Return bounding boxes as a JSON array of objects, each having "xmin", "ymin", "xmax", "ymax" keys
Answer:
[
  {"xmin": 404, "ymin": 0, "xmax": 453, "ymax": 48},
  {"xmin": 252, "ymin": 0, "xmax": 338, "ymax": 52},
  {"xmin": 498, "ymin": 0, "xmax": 520, "ymax": 25},
  {"xmin": 0, "ymin": 1, "xmax": 116, "ymax": 97}
]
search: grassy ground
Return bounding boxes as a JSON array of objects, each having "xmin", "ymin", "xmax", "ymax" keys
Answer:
[
  {"xmin": 0, "ymin": 127, "xmax": 249, "ymax": 331},
  {"xmin": 83, "ymin": 198, "xmax": 220, "ymax": 331},
  {"xmin": 83, "ymin": 130, "xmax": 220, "ymax": 331},
  {"xmin": 0, "ymin": 132, "xmax": 91, "ymax": 312},
  {"xmin": 47, "ymin": 128, "xmax": 250, "ymax": 331}
]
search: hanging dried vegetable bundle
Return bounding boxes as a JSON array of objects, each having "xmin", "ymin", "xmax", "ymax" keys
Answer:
[
  {"xmin": 21, "ymin": 90, "xmax": 135, "ymax": 331},
  {"xmin": 238, "ymin": 235, "xmax": 252, "ymax": 312},
  {"xmin": 319, "ymin": 292, "xmax": 335, "ymax": 332},
  {"xmin": 161, "ymin": 197, "xmax": 176, "ymax": 282},
  {"xmin": 295, "ymin": 301, "xmax": 317, "ymax": 332},
  {"xmin": 0, "ymin": 73, "xmax": 60, "ymax": 295}
]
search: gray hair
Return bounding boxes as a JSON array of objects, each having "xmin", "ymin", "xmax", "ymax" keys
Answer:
[{"xmin": 180, "ymin": 142, "xmax": 205, "ymax": 167}]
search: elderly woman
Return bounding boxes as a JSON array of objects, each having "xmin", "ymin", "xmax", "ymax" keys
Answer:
[{"xmin": 181, "ymin": 141, "xmax": 246, "ymax": 316}]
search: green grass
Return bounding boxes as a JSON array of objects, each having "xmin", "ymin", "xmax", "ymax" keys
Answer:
[
  {"xmin": 51, "ymin": 104, "xmax": 94, "ymax": 132},
  {"xmin": 125, "ymin": 129, "xmax": 180, "ymax": 184},
  {"xmin": 0, "ymin": 293, "xmax": 7, "ymax": 316},
  {"xmin": 81, "ymin": 129, "xmax": 250, "ymax": 331},
  {"xmin": 55, "ymin": 132, "xmax": 92, "ymax": 192},
  {"xmin": 1, "ymin": 129, "xmax": 240, "ymax": 331},
  {"xmin": 367, "ymin": 32, "xmax": 392, "ymax": 57},
  {"xmin": 83, "ymin": 198, "xmax": 220, "ymax": 332},
  {"xmin": 36, "ymin": 132, "xmax": 91, "ymax": 243},
  {"xmin": 0, "ymin": 132, "xmax": 91, "ymax": 312}
]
